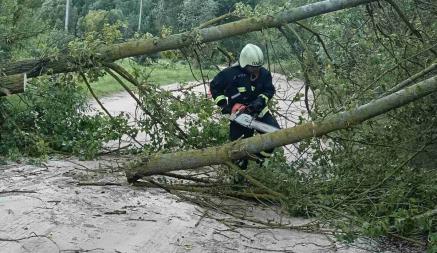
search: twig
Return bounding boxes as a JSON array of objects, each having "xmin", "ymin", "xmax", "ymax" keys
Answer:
[
  {"xmin": 104, "ymin": 210, "xmax": 127, "ymax": 215},
  {"xmin": 359, "ymin": 136, "xmax": 436, "ymax": 196},
  {"xmin": 91, "ymin": 69, "xmax": 145, "ymax": 148},
  {"xmin": 242, "ymin": 245, "xmax": 296, "ymax": 252},
  {"xmin": 193, "ymin": 48, "xmax": 208, "ymax": 97},
  {"xmin": 133, "ymin": 180, "xmax": 278, "ymax": 201},
  {"xmin": 60, "ymin": 248, "xmax": 104, "ymax": 252},
  {"xmin": 382, "ymin": 61, "xmax": 437, "ymax": 96},
  {"xmin": 65, "ymin": 160, "xmax": 92, "ymax": 171},
  {"xmin": 195, "ymin": 209, "xmax": 209, "ymax": 227},
  {"xmin": 217, "ymin": 47, "xmax": 235, "ymax": 67},
  {"xmin": 98, "ymin": 144, "xmax": 132, "ymax": 155},
  {"xmin": 146, "ymin": 179, "xmax": 317, "ymax": 232},
  {"xmin": 0, "ymin": 232, "xmax": 61, "ymax": 252},
  {"xmin": 125, "ymin": 218, "xmax": 157, "ymax": 222},
  {"xmin": 160, "ymin": 172, "xmax": 213, "ymax": 184},
  {"xmin": 166, "ymin": 82, "xmax": 203, "ymax": 92},
  {"xmin": 385, "ymin": 0, "xmax": 437, "ymax": 56},
  {"xmin": 0, "ymin": 190, "xmax": 37, "ymax": 194},
  {"xmin": 104, "ymin": 62, "xmax": 140, "ymax": 86},
  {"xmin": 80, "ymin": 72, "xmax": 112, "ymax": 117},
  {"xmin": 388, "ymin": 233, "xmax": 427, "ymax": 247},
  {"xmin": 102, "ymin": 65, "xmax": 190, "ymax": 143},
  {"xmin": 60, "ymin": 249, "xmax": 104, "ymax": 253},
  {"xmin": 197, "ymin": 12, "xmax": 234, "ymax": 29},
  {"xmin": 356, "ymin": 42, "xmax": 437, "ymax": 96},
  {"xmin": 225, "ymin": 161, "xmax": 284, "ymax": 199},
  {"xmin": 77, "ymin": 182, "xmax": 122, "ymax": 186},
  {"xmin": 213, "ymin": 229, "xmax": 234, "ymax": 239},
  {"xmin": 254, "ymin": 230, "xmax": 279, "ymax": 241},
  {"xmin": 105, "ymin": 68, "xmax": 143, "ymax": 107},
  {"xmin": 116, "ymin": 66, "xmax": 194, "ymax": 144},
  {"xmin": 327, "ymin": 135, "xmax": 422, "ymax": 152},
  {"xmin": 179, "ymin": 48, "xmax": 202, "ymax": 84},
  {"xmin": 294, "ymin": 21, "xmax": 333, "ymax": 61}
]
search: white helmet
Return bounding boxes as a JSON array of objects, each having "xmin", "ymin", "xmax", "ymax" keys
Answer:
[{"xmin": 239, "ymin": 43, "xmax": 264, "ymax": 68}]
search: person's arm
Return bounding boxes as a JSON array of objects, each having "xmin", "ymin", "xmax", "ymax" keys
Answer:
[
  {"xmin": 259, "ymin": 71, "xmax": 275, "ymax": 103},
  {"xmin": 210, "ymin": 73, "xmax": 230, "ymax": 114},
  {"xmin": 249, "ymin": 71, "xmax": 274, "ymax": 113}
]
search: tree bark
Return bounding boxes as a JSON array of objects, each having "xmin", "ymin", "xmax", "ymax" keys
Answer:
[
  {"xmin": 138, "ymin": 0, "xmax": 143, "ymax": 32},
  {"xmin": 0, "ymin": 0, "xmax": 375, "ymax": 96},
  {"xmin": 65, "ymin": 0, "xmax": 71, "ymax": 32},
  {"xmin": 126, "ymin": 75, "xmax": 437, "ymax": 182}
]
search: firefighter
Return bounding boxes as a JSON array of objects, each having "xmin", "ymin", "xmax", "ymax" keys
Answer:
[{"xmin": 210, "ymin": 43, "xmax": 280, "ymax": 169}]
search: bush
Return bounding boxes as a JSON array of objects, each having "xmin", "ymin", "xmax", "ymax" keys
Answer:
[{"xmin": 0, "ymin": 74, "xmax": 137, "ymax": 159}]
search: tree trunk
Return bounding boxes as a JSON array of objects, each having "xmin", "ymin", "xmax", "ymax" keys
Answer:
[
  {"xmin": 138, "ymin": 0, "xmax": 143, "ymax": 32},
  {"xmin": 65, "ymin": 0, "xmax": 71, "ymax": 32},
  {"xmin": 126, "ymin": 75, "xmax": 437, "ymax": 182},
  {"xmin": 0, "ymin": 0, "xmax": 375, "ymax": 96}
]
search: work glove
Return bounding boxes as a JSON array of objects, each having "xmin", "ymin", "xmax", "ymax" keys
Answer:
[
  {"xmin": 217, "ymin": 99, "xmax": 231, "ymax": 114},
  {"xmin": 247, "ymin": 97, "xmax": 266, "ymax": 114},
  {"xmin": 221, "ymin": 104, "xmax": 231, "ymax": 114}
]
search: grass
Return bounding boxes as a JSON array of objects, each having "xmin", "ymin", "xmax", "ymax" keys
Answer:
[{"xmin": 84, "ymin": 59, "xmax": 219, "ymax": 97}]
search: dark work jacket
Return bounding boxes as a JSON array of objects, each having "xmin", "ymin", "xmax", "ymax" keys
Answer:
[{"xmin": 210, "ymin": 65, "xmax": 274, "ymax": 115}]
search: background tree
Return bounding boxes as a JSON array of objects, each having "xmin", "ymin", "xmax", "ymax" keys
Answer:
[{"xmin": 0, "ymin": 0, "xmax": 45, "ymax": 61}]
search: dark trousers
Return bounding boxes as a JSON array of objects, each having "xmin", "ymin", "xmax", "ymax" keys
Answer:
[{"xmin": 230, "ymin": 112, "xmax": 280, "ymax": 169}]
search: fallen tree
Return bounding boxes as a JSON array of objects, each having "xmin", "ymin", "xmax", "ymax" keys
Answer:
[
  {"xmin": 126, "ymin": 75, "xmax": 437, "ymax": 182},
  {"xmin": 0, "ymin": 0, "xmax": 375, "ymax": 96}
]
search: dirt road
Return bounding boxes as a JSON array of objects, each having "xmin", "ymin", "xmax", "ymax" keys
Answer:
[{"xmin": 0, "ymin": 158, "xmax": 371, "ymax": 253}]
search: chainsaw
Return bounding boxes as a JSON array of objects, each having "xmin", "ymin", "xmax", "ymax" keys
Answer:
[{"xmin": 228, "ymin": 103, "xmax": 279, "ymax": 133}]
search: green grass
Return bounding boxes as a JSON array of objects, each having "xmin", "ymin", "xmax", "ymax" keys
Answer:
[
  {"xmin": 85, "ymin": 73, "xmax": 135, "ymax": 97},
  {"xmin": 85, "ymin": 59, "xmax": 219, "ymax": 97}
]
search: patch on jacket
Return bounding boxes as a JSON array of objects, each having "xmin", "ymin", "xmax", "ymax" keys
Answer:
[{"xmin": 233, "ymin": 73, "xmax": 247, "ymax": 80}]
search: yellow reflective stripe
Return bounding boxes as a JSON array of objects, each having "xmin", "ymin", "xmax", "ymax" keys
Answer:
[
  {"xmin": 214, "ymin": 95, "xmax": 226, "ymax": 104},
  {"xmin": 259, "ymin": 94, "xmax": 269, "ymax": 104},
  {"xmin": 260, "ymin": 151, "xmax": 273, "ymax": 158},
  {"xmin": 237, "ymin": 87, "xmax": 247, "ymax": 92},
  {"xmin": 259, "ymin": 106, "xmax": 269, "ymax": 117}
]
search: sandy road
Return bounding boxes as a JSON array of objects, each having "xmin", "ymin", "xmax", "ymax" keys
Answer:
[{"xmin": 0, "ymin": 158, "xmax": 372, "ymax": 253}]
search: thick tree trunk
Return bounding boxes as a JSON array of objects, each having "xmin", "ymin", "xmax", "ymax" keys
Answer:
[
  {"xmin": 101, "ymin": 0, "xmax": 374, "ymax": 61},
  {"xmin": 0, "ymin": 0, "xmax": 375, "ymax": 96},
  {"xmin": 126, "ymin": 75, "xmax": 437, "ymax": 182}
]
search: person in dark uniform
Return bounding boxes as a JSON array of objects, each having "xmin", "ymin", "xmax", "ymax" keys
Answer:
[{"xmin": 210, "ymin": 43, "xmax": 280, "ymax": 169}]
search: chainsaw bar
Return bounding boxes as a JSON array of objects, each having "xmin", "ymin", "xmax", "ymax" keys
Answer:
[{"xmin": 229, "ymin": 113, "xmax": 279, "ymax": 133}]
